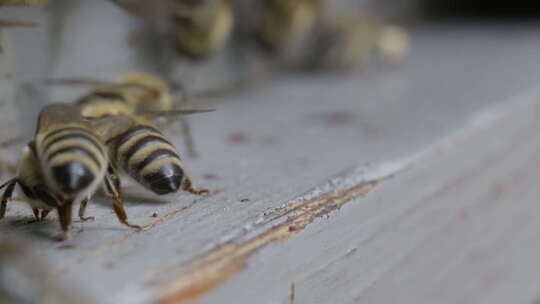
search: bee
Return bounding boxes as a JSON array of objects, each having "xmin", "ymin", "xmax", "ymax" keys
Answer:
[
  {"xmin": 90, "ymin": 113, "xmax": 209, "ymax": 198},
  {"xmin": 374, "ymin": 24, "xmax": 410, "ymax": 66},
  {"xmin": 254, "ymin": 0, "xmax": 320, "ymax": 54},
  {"xmin": 76, "ymin": 73, "xmax": 174, "ymax": 116},
  {"xmin": 169, "ymin": 0, "xmax": 234, "ymax": 59},
  {"xmin": 47, "ymin": 74, "xmax": 211, "ymax": 197},
  {"xmin": 110, "ymin": 0, "xmax": 234, "ymax": 59},
  {"xmin": 305, "ymin": 12, "xmax": 381, "ymax": 71},
  {"xmin": 49, "ymin": 72, "xmax": 207, "ymax": 156},
  {"xmin": 71, "ymin": 79, "xmax": 211, "ymax": 201},
  {"xmin": 0, "ymin": 104, "xmax": 141, "ymax": 240},
  {"xmin": 73, "ymin": 81, "xmax": 210, "ymax": 196}
]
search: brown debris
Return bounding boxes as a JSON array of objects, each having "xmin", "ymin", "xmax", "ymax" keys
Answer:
[
  {"xmin": 306, "ymin": 111, "xmax": 357, "ymax": 127},
  {"xmin": 56, "ymin": 244, "xmax": 76, "ymax": 250},
  {"xmin": 202, "ymin": 173, "xmax": 219, "ymax": 180},
  {"xmin": 227, "ymin": 132, "xmax": 250, "ymax": 145}
]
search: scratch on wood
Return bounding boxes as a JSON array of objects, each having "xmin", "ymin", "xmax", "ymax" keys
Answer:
[
  {"xmin": 289, "ymin": 282, "xmax": 295, "ymax": 304},
  {"xmin": 155, "ymin": 180, "xmax": 379, "ymax": 304},
  {"xmin": 87, "ymin": 205, "xmax": 191, "ymax": 258}
]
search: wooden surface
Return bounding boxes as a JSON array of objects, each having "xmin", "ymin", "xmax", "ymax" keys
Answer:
[{"xmin": 2, "ymin": 2, "xmax": 540, "ymax": 304}]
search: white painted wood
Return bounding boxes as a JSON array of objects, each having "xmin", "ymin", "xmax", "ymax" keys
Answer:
[{"xmin": 1, "ymin": 2, "xmax": 540, "ymax": 303}]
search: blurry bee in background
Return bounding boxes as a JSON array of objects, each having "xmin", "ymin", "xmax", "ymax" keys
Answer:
[
  {"xmin": 231, "ymin": 0, "xmax": 331, "ymax": 63},
  {"xmin": 110, "ymin": 0, "xmax": 235, "ymax": 73},
  {"xmin": 233, "ymin": 0, "xmax": 409, "ymax": 73},
  {"xmin": 304, "ymin": 12, "xmax": 410, "ymax": 71},
  {"xmin": 72, "ymin": 78, "xmax": 211, "ymax": 196},
  {"xmin": 169, "ymin": 0, "xmax": 234, "ymax": 59},
  {"xmin": 375, "ymin": 24, "xmax": 410, "ymax": 66},
  {"xmin": 109, "ymin": 0, "xmax": 237, "ymax": 116},
  {"xmin": 253, "ymin": 0, "xmax": 322, "ymax": 55},
  {"xmin": 1, "ymin": 104, "xmax": 141, "ymax": 240},
  {"xmin": 75, "ymin": 73, "xmax": 174, "ymax": 116}
]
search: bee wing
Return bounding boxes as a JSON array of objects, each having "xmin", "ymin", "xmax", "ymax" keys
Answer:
[
  {"xmin": 86, "ymin": 114, "xmax": 137, "ymax": 143},
  {"xmin": 35, "ymin": 104, "xmax": 87, "ymax": 135},
  {"xmin": 42, "ymin": 77, "xmax": 113, "ymax": 87},
  {"xmin": 137, "ymin": 108, "xmax": 215, "ymax": 119}
]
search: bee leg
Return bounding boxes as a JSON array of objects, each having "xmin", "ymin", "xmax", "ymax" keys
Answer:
[
  {"xmin": 78, "ymin": 197, "xmax": 95, "ymax": 222},
  {"xmin": 40, "ymin": 209, "xmax": 50, "ymax": 220},
  {"xmin": 32, "ymin": 208, "xmax": 40, "ymax": 220},
  {"xmin": 174, "ymin": 80, "xmax": 198, "ymax": 158},
  {"xmin": 179, "ymin": 117, "xmax": 197, "ymax": 158},
  {"xmin": 107, "ymin": 166, "xmax": 123, "ymax": 198},
  {"xmin": 55, "ymin": 202, "xmax": 73, "ymax": 241},
  {"xmin": 0, "ymin": 178, "xmax": 18, "ymax": 220},
  {"xmin": 27, "ymin": 208, "xmax": 41, "ymax": 223},
  {"xmin": 182, "ymin": 176, "xmax": 209, "ymax": 195},
  {"xmin": 104, "ymin": 170, "xmax": 141, "ymax": 231}
]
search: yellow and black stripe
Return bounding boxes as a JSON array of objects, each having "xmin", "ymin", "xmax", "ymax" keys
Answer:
[
  {"xmin": 38, "ymin": 125, "xmax": 107, "ymax": 195},
  {"xmin": 76, "ymin": 89, "xmax": 134, "ymax": 118},
  {"xmin": 111, "ymin": 122, "xmax": 185, "ymax": 195}
]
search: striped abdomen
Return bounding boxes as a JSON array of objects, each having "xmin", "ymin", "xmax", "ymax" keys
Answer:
[
  {"xmin": 77, "ymin": 90, "xmax": 133, "ymax": 118},
  {"xmin": 112, "ymin": 124, "xmax": 184, "ymax": 195},
  {"xmin": 38, "ymin": 126, "xmax": 107, "ymax": 196}
]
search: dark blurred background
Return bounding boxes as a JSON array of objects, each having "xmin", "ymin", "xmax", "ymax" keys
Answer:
[{"xmin": 421, "ymin": 0, "xmax": 540, "ymax": 18}]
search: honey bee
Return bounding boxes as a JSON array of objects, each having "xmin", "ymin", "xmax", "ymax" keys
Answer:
[
  {"xmin": 303, "ymin": 12, "xmax": 410, "ymax": 71},
  {"xmin": 236, "ymin": 1, "xmax": 409, "ymax": 72},
  {"xmin": 169, "ymin": 0, "xmax": 234, "ymax": 59},
  {"xmin": 78, "ymin": 73, "xmax": 174, "ymax": 115},
  {"xmin": 254, "ymin": 0, "xmax": 320, "ymax": 54},
  {"xmin": 48, "ymin": 72, "xmax": 207, "ymax": 156},
  {"xmin": 231, "ymin": 0, "xmax": 331, "ymax": 61},
  {"xmin": 89, "ymin": 113, "xmax": 209, "ymax": 198},
  {"xmin": 0, "ymin": 104, "xmax": 141, "ymax": 240},
  {"xmin": 111, "ymin": 0, "xmax": 234, "ymax": 59},
  {"xmin": 305, "ymin": 12, "xmax": 380, "ymax": 71}
]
